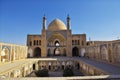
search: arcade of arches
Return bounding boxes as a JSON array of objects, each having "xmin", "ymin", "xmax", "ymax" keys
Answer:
[
  {"xmin": 0, "ymin": 42, "xmax": 27, "ymax": 63},
  {"xmin": 34, "ymin": 47, "xmax": 41, "ymax": 58},
  {"xmin": 1, "ymin": 16, "xmax": 120, "ymax": 79},
  {"xmin": 72, "ymin": 47, "xmax": 79, "ymax": 56},
  {"xmin": 47, "ymin": 32, "xmax": 67, "ymax": 56},
  {"xmin": 27, "ymin": 17, "xmax": 120, "ymax": 66}
]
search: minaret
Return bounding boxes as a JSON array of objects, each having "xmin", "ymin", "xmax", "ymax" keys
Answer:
[
  {"xmin": 43, "ymin": 15, "xmax": 46, "ymax": 30},
  {"xmin": 66, "ymin": 15, "xmax": 72, "ymax": 57},
  {"xmin": 67, "ymin": 14, "xmax": 70, "ymax": 30},
  {"xmin": 42, "ymin": 15, "xmax": 47, "ymax": 57}
]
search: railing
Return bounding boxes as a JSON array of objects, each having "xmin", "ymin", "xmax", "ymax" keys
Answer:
[{"xmin": 1, "ymin": 75, "xmax": 120, "ymax": 80}]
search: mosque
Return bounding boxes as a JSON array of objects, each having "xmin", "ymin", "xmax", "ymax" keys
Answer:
[
  {"xmin": 0, "ymin": 16, "xmax": 120, "ymax": 79},
  {"xmin": 26, "ymin": 15, "xmax": 120, "ymax": 67},
  {"xmin": 27, "ymin": 15, "xmax": 86, "ymax": 58}
]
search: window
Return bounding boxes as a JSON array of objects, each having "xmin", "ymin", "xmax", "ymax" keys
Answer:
[
  {"xmin": 39, "ymin": 40, "xmax": 41, "ymax": 45},
  {"xmin": 55, "ymin": 41, "xmax": 59, "ymax": 47},
  {"xmin": 82, "ymin": 41, "xmax": 84, "ymax": 46},
  {"xmin": 75, "ymin": 40, "xmax": 77, "ymax": 45},
  {"xmin": 30, "ymin": 41, "xmax": 32, "ymax": 46},
  {"xmin": 34, "ymin": 40, "xmax": 36, "ymax": 45},
  {"xmin": 78, "ymin": 40, "xmax": 79, "ymax": 45},
  {"xmin": 86, "ymin": 42, "xmax": 89, "ymax": 45},
  {"xmin": 37, "ymin": 40, "xmax": 38, "ymax": 45}
]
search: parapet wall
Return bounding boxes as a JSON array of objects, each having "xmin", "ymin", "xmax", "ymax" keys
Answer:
[{"xmin": 0, "ymin": 42, "xmax": 28, "ymax": 63}]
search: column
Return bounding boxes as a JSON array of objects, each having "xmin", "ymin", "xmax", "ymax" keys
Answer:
[
  {"xmin": 10, "ymin": 45, "xmax": 12, "ymax": 62},
  {"xmin": 51, "ymin": 61, "xmax": 54, "ymax": 71},
  {"xmin": 0, "ymin": 43, "xmax": 1, "ymax": 63},
  {"xmin": 23, "ymin": 67, "xmax": 26, "ymax": 77},
  {"xmin": 35, "ymin": 62, "xmax": 39, "ymax": 70}
]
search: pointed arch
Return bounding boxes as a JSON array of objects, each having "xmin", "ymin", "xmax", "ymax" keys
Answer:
[
  {"xmin": 54, "ymin": 48, "xmax": 61, "ymax": 56},
  {"xmin": 34, "ymin": 47, "xmax": 41, "ymax": 58},
  {"xmin": 54, "ymin": 40, "xmax": 60, "ymax": 46},
  {"xmin": 114, "ymin": 45, "xmax": 120, "ymax": 62},
  {"xmin": 47, "ymin": 48, "xmax": 51, "ymax": 56},
  {"xmin": 72, "ymin": 47, "xmax": 79, "ymax": 56},
  {"xmin": 101, "ymin": 46, "xmax": 108, "ymax": 61},
  {"xmin": 63, "ymin": 48, "xmax": 66, "ymax": 56},
  {"xmin": 1, "ymin": 47, "xmax": 10, "ymax": 62},
  {"xmin": 28, "ymin": 48, "xmax": 33, "ymax": 58},
  {"xmin": 80, "ymin": 48, "xmax": 85, "ymax": 57}
]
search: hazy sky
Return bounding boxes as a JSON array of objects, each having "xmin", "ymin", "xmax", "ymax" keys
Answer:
[{"xmin": 0, "ymin": 0, "xmax": 120, "ymax": 45}]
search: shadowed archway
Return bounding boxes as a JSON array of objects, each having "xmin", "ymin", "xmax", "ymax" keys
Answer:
[
  {"xmin": 47, "ymin": 49, "xmax": 51, "ymax": 57},
  {"xmin": 1, "ymin": 47, "xmax": 10, "ymax": 62},
  {"xmin": 54, "ymin": 48, "xmax": 60, "ymax": 56},
  {"xmin": 80, "ymin": 48, "xmax": 85, "ymax": 57},
  {"xmin": 34, "ymin": 47, "xmax": 41, "ymax": 58},
  {"xmin": 101, "ymin": 46, "xmax": 108, "ymax": 61},
  {"xmin": 72, "ymin": 47, "xmax": 79, "ymax": 56}
]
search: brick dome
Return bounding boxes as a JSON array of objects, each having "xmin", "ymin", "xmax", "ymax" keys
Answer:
[{"xmin": 48, "ymin": 19, "xmax": 67, "ymax": 31}]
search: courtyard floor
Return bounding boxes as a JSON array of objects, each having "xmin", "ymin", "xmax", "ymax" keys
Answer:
[
  {"xmin": 48, "ymin": 68, "xmax": 84, "ymax": 77},
  {"xmin": 0, "ymin": 57, "xmax": 120, "ymax": 77}
]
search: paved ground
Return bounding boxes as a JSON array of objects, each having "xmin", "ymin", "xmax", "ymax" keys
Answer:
[
  {"xmin": 0, "ymin": 57, "xmax": 120, "ymax": 76},
  {"xmin": 48, "ymin": 69, "xmax": 84, "ymax": 77},
  {"xmin": 49, "ymin": 71, "xmax": 63, "ymax": 77},
  {"xmin": 50, "ymin": 57, "xmax": 120, "ymax": 75},
  {"xmin": 75, "ymin": 57, "xmax": 120, "ymax": 75},
  {"xmin": 73, "ymin": 68, "xmax": 84, "ymax": 76},
  {"xmin": 0, "ymin": 59, "xmax": 36, "ymax": 75}
]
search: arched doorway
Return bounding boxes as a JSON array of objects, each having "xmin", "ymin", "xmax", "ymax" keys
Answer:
[
  {"xmin": 1, "ymin": 47, "xmax": 10, "ymax": 62},
  {"xmin": 63, "ymin": 48, "xmax": 66, "ymax": 56},
  {"xmin": 48, "ymin": 62, "xmax": 52, "ymax": 70},
  {"xmin": 33, "ymin": 64, "xmax": 35, "ymax": 70},
  {"xmin": 62, "ymin": 61, "xmax": 65, "ymax": 70},
  {"xmin": 54, "ymin": 41, "xmax": 60, "ymax": 47},
  {"xmin": 10, "ymin": 72, "xmax": 14, "ymax": 78},
  {"xmin": 72, "ymin": 47, "xmax": 79, "ymax": 56},
  {"xmin": 47, "ymin": 49, "xmax": 51, "ymax": 57},
  {"xmin": 101, "ymin": 46, "xmax": 108, "ymax": 61},
  {"xmin": 34, "ymin": 47, "xmax": 41, "ymax": 58},
  {"xmin": 81, "ymin": 48, "xmax": 85, "ymax": 57},
  {"xmin": 28, "ymin": 48, "xmax": 33, "ymax": 58},
  {"xmin": 54, "ymin": 48, "xmax": 60, "ymax": 56},
  {"xmin": 114, "ymin": 45, "xmax": 120, "ymax": 63},
  {"xmin": 75, "ymin": 62, "xmax": 80, "ymax": 70}
]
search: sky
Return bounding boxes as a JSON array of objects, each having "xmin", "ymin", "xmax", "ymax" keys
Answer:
[{"xmin": 0, "ymin": 0, "xmax": 120, "ymax": 45}]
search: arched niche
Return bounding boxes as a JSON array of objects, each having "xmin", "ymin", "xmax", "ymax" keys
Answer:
[
  {"xmin": 1, "ymin": 47, "xmax": 10, "ymax": 62},
  {"xmin": 54, "ymin": 48, "xmax": 61, "ymax": 56},
  {"xmin": 47, "ymin": 48, "xmax": 51, "ymax": 56},
  {"xmin": 114, "ymin": 45, "xmax": 120, "ymax": 63},
  {"xmin": 80, "ymin": 48, "xmax": 85, "ymax": 57},
  {"xmin": 28, "ymin": 48, "xmax": 33, "ymax": 58},
  {"xmin": 34, "ymin": 47, "xmax": 41, "ymax": 58},
  {"xmin": 47, "ymin": 32, "xmax": 66, "ymax": 46},
  {"xmin": 101, "ymin": 46, "xmax": 108, "ymax": 61},
  {"xmin": 72, "ymin": 47, "xmax": 79, "ymax": 56}
]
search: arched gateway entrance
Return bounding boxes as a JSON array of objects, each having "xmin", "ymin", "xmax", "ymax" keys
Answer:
[
  {"xmin": 54, "ymin": 48, "xmax": 60, "ymax": 56},
  {"xmin": 34, "ymin": 47, "xmax": 41, "ymax": 58},
  {"xmin": 47, "ymin": 32, "xmax": 66, "ymax": 56},
  {"xmin": 72, "ymin": 47, "xmax": 79, "ymax": 56},
  {"xmin": 1, "ymin": 47, "xmax": 10, "ymax": 62}
]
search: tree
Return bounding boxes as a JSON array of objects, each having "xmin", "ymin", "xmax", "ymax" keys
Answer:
[
  {"xmin": 35, "ymin": 69, "xmax": 49, "ymax": 77},
  {"xmin": 63, "ymin": 67, "xmax": 74, "ymax": 77}
]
